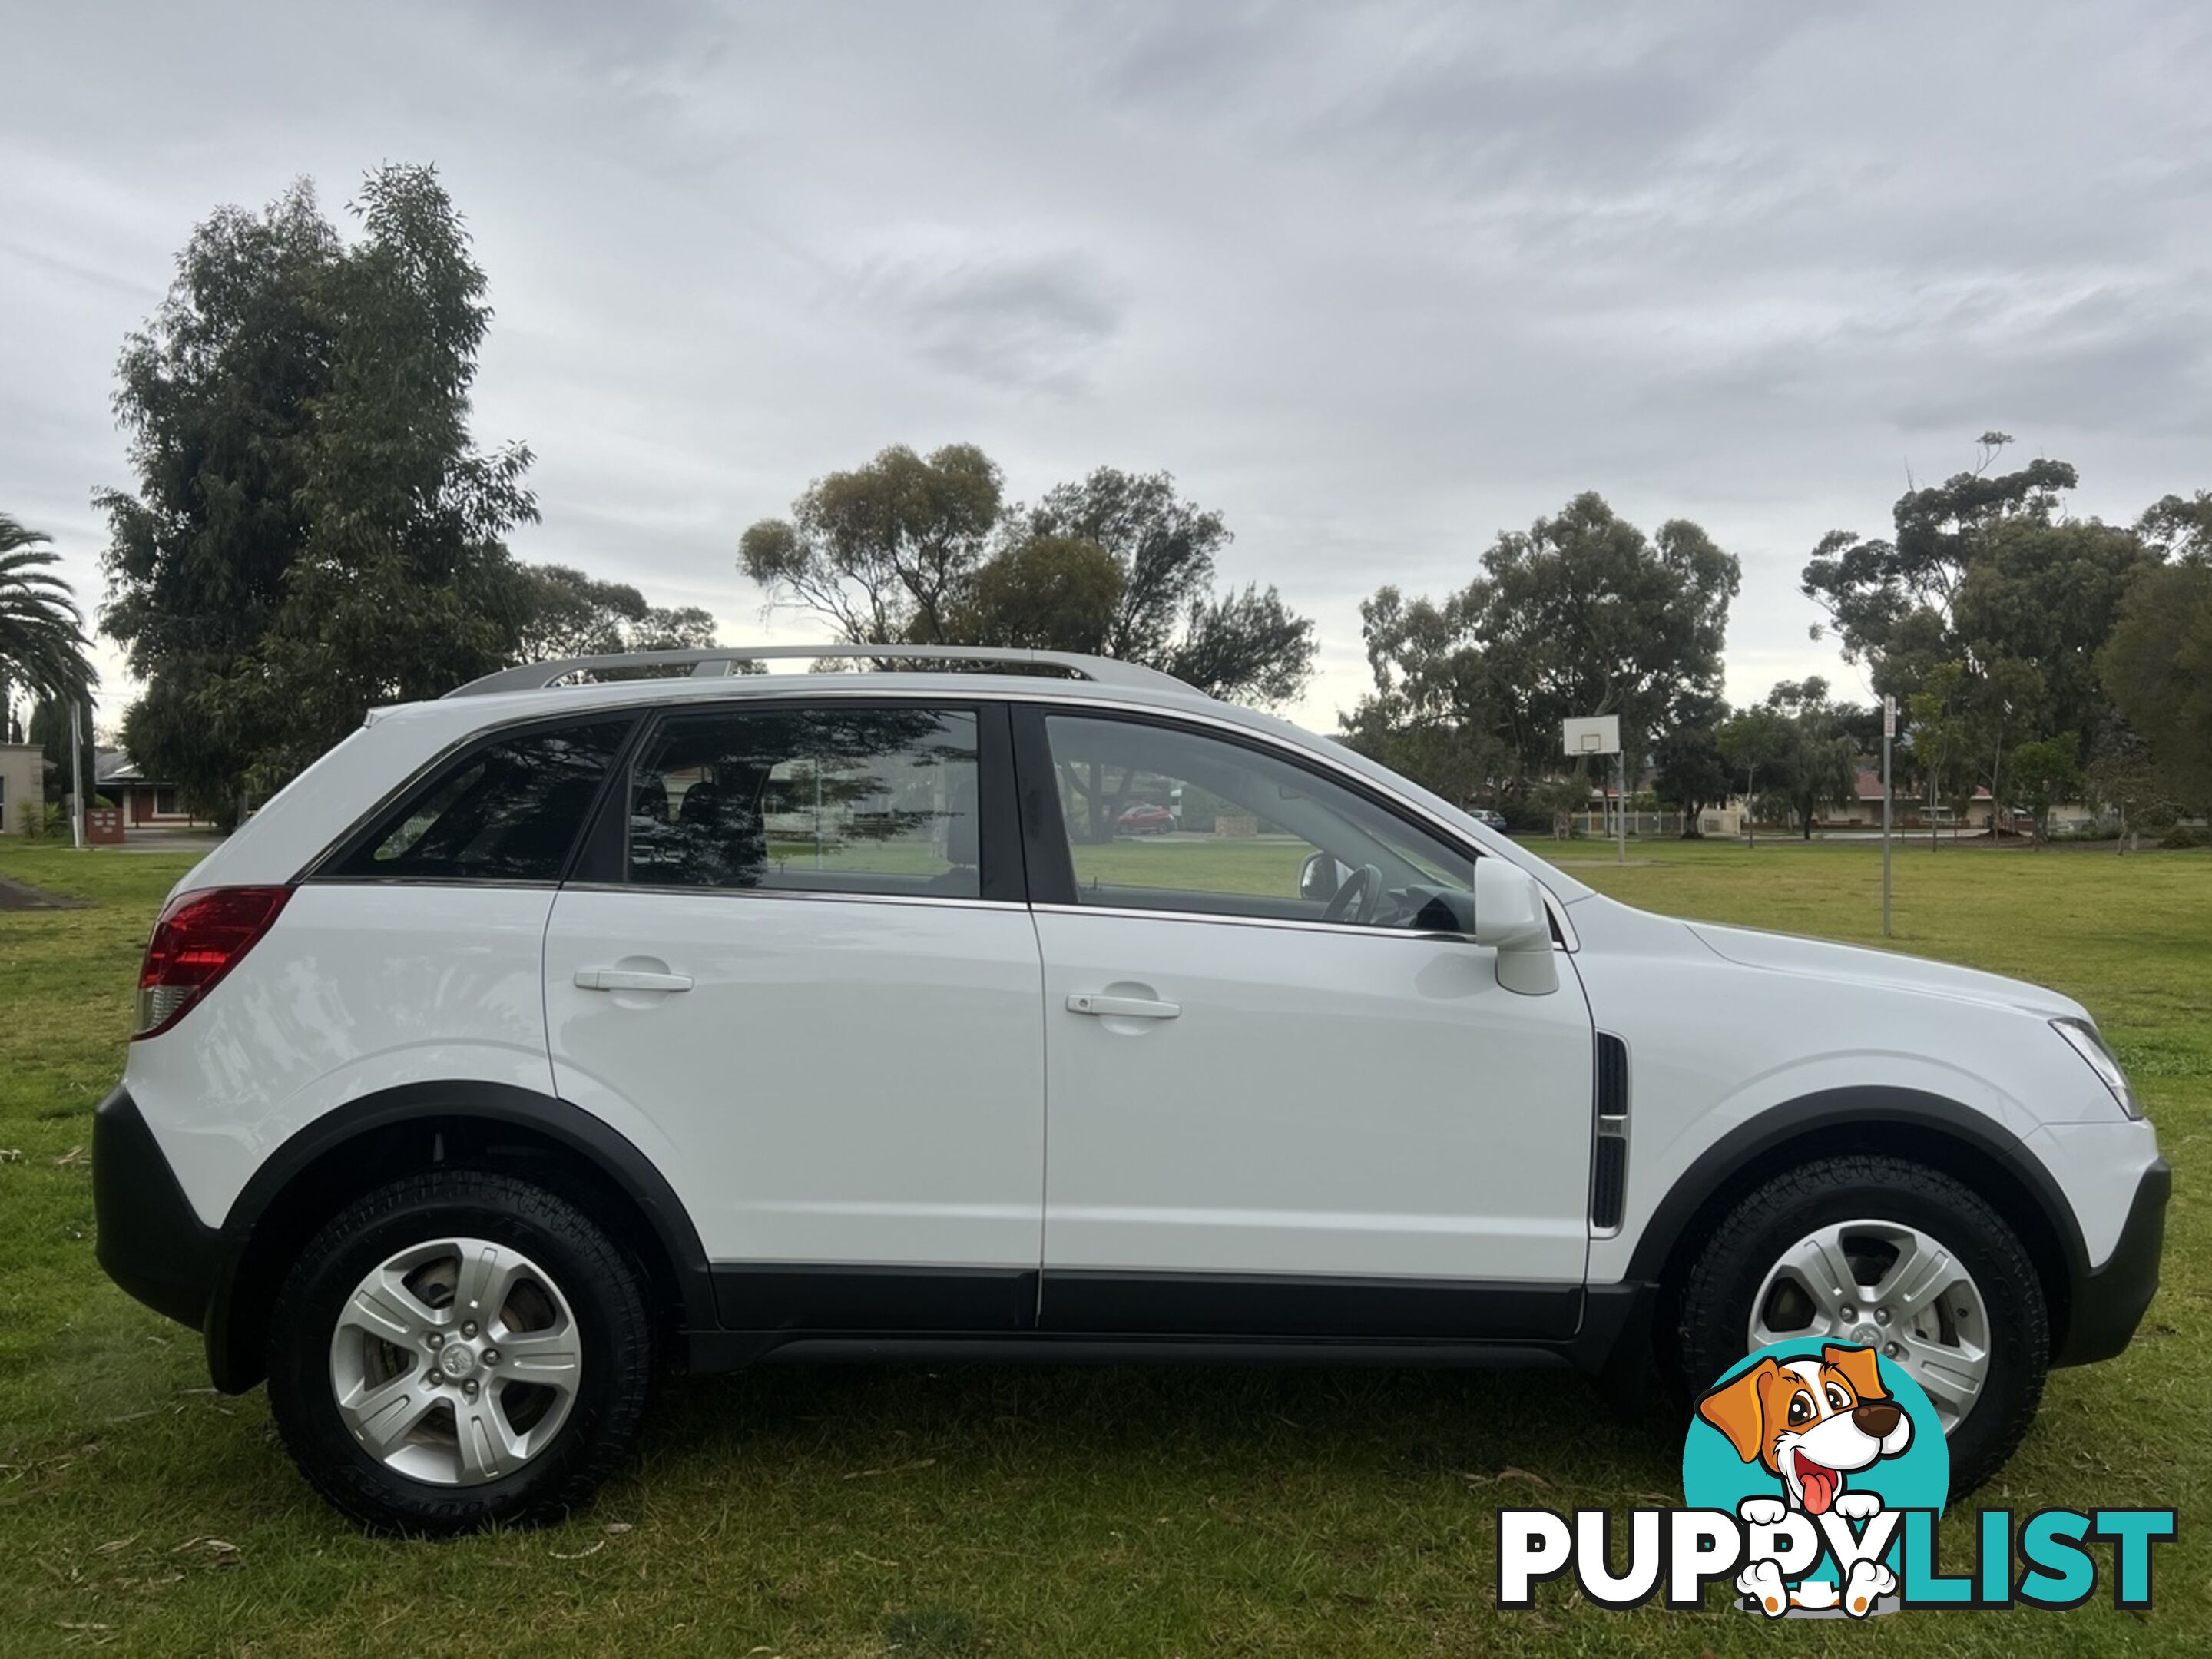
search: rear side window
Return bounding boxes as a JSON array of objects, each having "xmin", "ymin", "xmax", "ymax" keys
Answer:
[
  {"xmin": 628, "ymin": 707, "xmax": 980, "ymax": 898},
  {"xmin": 332, "ymin": 720, "xmax": 631, "ymax": 882}
]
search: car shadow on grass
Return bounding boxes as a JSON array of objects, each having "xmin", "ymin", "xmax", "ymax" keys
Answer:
[{"xmin": 636, "ymin": 1359, "xmax": 1684, "ymax": 1506}]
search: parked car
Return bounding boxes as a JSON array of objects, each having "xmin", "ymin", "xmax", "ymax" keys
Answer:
[
  {"xmin": 1114, "ymin": 801, "xmax": 1176, "ymax": 835},
  {"xmin": 1469, "ymin": 806, "xmax": 1508, "ymax": 830},
  {"xmin": 95, "ymin": 644, "xmax": 2166, "ymax": 1532}
]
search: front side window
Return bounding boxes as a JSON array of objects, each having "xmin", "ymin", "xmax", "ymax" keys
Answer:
[
  {"xmin": 1041, "ymin": 714, "xmax": 1476, "ymax": 930},
  {"xmin": 628, "ymin": 707, "xmax": 981, "ymax": 898},
  {"xmin": 334, "ymin": 720, "xmax": 631, "ymax": 882}
]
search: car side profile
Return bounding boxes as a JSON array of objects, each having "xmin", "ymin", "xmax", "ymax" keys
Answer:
[
  {"xmin": 93, "ymin": 646, "xmax": 2167, "ymax": 1532},
  {"xmin": 1114, "ymin": 801, "xmax": 1176, "ymax": 834}
]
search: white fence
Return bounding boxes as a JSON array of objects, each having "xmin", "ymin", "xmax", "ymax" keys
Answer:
[{"xmin": 1567, "ymin": 810, "xmax": 1695, "ymax": 839}]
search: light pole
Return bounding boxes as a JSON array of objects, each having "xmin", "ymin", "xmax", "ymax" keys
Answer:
[{"xmin": 68, "ymin": 697, "xmax": 88, "ymax": 851}]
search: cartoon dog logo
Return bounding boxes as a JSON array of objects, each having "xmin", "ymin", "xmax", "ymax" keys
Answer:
[{"xmin": 1697, "ymin": 1343, "xmax": 1915, "ymax": 1617}]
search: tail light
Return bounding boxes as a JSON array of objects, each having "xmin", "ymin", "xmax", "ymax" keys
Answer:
[{"xmin": 134, "ymin": 886, "xmax": 293, "ymax": 1039}]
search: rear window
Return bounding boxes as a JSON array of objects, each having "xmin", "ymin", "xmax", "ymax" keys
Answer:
[
  {"xmin": 628, "ymin": 706, "xmax": 981, "ymax": 897},
  {"xmin": 332, "ymin": 720, "xmax": 631, "ymax": 882}
]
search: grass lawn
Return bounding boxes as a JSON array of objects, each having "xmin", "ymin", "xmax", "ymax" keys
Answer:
[{"xmin": 1, "ymin": 834, "xmax": 2205, "ymax": 1654}]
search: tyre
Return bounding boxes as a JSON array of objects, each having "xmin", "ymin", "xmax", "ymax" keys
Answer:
[
  {"xmin": 267, "ymin": 1169, "xmax": 652, "ymax": 1534},
  {"xmin": 1673, "ymin": 1154, "xmax": 2048, "ymax": 1497}
]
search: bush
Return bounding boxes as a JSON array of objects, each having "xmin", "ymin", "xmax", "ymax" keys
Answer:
[
  {"xmin": 1177, "ymin": 784, "xmax": 1231, "ymax": 835},
  {"xmin": 14, "ymin": 800, "xmax": 71, "ymax": 838},
  {"xmin": 2157, "ymin": 826, "xmax": 2200, "ymax": 850}
]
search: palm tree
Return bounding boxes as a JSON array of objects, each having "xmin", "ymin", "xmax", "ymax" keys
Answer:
[{"xmin": 0, "ymin": 515, "xmax": 96, "ymax": 721}]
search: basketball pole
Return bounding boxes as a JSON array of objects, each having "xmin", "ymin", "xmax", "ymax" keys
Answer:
[{"xmin": 1616, "ymin": 748, "xmax": 1626, "ymax": 865}]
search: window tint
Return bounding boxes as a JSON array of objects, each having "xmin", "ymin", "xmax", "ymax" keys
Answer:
[
  {"xmin": 336, "ymin": 720, "xmax": 630, "ymax": 882},
  {"xmin": 1041, "ymin": 714, "xmax": 1476, "ymax": 929},
  {"xmin": 629, "ymin": 707, "xmax": 981, "ymax": 898}
]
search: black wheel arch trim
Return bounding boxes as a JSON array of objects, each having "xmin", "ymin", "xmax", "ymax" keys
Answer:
[
  {"xmin": 208, "ymin": 1081, "xmax": 717, "ymax": 1391},
  {"xmin": 1621, "ymin": 1084, "xmax": 2106, "ymax": 1355}
]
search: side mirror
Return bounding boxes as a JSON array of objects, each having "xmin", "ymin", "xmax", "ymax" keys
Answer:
[
  {"xmin": 1298, "ymin": 850, "xmax": 1349, "ymax": 902},
  {"xmin": 1473, "ymin": 859, "xmax": 1558, "ymax": 996}
]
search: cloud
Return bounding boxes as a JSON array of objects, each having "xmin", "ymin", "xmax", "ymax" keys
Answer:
[
  {"xmin": 852, "ymin": 240, "xmax": 1124, "ymax": 392},
  {"xmin": 2, "ymin": 0, "xmax": 2209, "ymax": 730}
]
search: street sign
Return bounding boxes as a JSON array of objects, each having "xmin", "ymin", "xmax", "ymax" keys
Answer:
[{"xmin": 1881, "ymin": 697, "xmax": 1896, "ymax": 936}]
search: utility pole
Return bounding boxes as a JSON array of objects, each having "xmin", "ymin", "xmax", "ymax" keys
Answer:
[{"xmin": 1881, "ymin": 694, "xmax": 1895, "ymax": 937}]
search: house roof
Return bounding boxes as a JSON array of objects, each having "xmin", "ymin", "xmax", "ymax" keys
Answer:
[
  {"xmin": 1856, "ymin": 767, "xmax": 1988, "ymax": 800},
  {"xmin": 95, "ymin": 749, "xmax": 165, "ymax": 786}
]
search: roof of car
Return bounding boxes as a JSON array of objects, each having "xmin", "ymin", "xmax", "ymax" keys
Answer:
[{"xmin": 447, "ymin": 644, "xmax": 1190, "ymax": 697}]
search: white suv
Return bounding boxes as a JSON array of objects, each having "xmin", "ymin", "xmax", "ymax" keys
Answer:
[{"xmin": 94, "ymin": 646, "xmax": 2167, "ymax": 1532}]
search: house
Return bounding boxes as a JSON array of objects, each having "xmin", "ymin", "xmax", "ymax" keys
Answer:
[
  {"xmin": 1834, "ymin": 770, "xmax": 2098, "ymax": 834},
  {"xmin": 1826, "ymin": 769, "xmax": 1994, "ymax": 831},
  {"xmin": 0, "ymin": 742, "xmax": 43, "ymax": 834},
  {"xmin": 94, "ymin": 750, "xmax": 204, "ymax": 828}
]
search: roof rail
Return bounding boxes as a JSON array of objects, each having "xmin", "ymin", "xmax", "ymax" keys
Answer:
[{"xmin": 445, "ymin": 644, "xmax": 1197, "ymax": 699}]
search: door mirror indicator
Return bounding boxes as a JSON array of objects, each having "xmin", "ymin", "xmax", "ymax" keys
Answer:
[{"xmin": 1473, "ymin": 860, "xmax": 1558, "ymax": 996}]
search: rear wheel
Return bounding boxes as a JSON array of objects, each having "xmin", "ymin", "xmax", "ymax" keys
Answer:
[
  {"xmin": 267, "ymin": 1169, "xmax": 651, "ymax": 1533},
  {"xmin": 1674, "ymin": 1154, "xmax": 2048, "ymax": 1496}
]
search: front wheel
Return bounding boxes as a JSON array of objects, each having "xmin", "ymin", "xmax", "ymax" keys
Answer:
[
  {"xmin": 267, "ymin": 1169, "xmax": 652, "ymax": 1533},
  {"xmin": 1673, "ymin": 1154, "xmax": 2048, "ymax": 1496}
]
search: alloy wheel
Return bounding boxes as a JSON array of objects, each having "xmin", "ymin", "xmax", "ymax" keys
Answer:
[
  {"xmin": 1747, "ymin": 1217, "xmax": 1991, "ymax": 1432},
  {"xmin": 327, "ymin": 1237, "xmax": 583, "ymax": 1485}
]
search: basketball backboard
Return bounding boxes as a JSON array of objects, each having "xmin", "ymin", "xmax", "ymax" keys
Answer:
[{"xmin": 1561, "ymin": 714, "xmax": 1621, "ymax": 757}]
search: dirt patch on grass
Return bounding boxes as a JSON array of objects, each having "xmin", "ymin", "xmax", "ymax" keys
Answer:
[{"xmin": 0, "ymin": 874, "xmax": 91, "ymax": 911}]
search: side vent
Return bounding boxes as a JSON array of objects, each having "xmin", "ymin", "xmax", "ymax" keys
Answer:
[{"xmin": 1590, "ymin": 1032, "xmax": 1630, "ymax": 1232}]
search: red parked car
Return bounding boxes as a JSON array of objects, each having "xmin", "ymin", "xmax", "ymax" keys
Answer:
[{"xmin": 1115, "ymin": 802, "xmax": 1175, "ymax": 835}]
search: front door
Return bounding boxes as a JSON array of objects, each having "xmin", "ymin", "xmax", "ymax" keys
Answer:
[
  {"xmin": 1018, "ymin": 709, "xmax": 1595, "ymax": 1339},
  {"xmin": 543, "ymin": 699, "xmax": 1046, "ymax": 1333}
]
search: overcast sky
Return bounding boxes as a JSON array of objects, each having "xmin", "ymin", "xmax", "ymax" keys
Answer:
[{"xmin": 5, "ymin": 0, "xmax": 2208, "ymax": 733}]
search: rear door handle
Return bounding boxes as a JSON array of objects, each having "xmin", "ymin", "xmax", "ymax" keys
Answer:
[
  {"xmin": 1066, "ymin": 993, "xmax": 1180, "ymax": 1020},
  {"xmin": 575, "ymin": 968, "xmax": 694, "ymax": 993}
]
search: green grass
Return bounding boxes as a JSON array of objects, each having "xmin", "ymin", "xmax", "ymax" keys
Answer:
[
  {"xmin": 1068, "ymin": 834, "xmax": 1313, "ymax": 897},
  {"xmin": 1, "ymin": 835, "xmax": 2206, "ymax": 1654}
]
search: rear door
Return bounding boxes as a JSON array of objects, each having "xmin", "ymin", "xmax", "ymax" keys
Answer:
[{"xmin": 542, "ymin": 699, "xmax": 1047, "ymax": 1334}]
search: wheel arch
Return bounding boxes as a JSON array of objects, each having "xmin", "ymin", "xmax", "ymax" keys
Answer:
[
  {"xmin": 1628, "ymin": 1087, "xmax": 2083, "ymax": 1363},
  {"xmin": 208, "ymin": 1082, "xmax": 716, "ymax": 1392}
]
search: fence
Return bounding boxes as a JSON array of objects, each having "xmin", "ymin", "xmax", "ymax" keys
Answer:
[{"xmin": 1568, "ymin": 810, "xmax": 1694, "ymax": 839}]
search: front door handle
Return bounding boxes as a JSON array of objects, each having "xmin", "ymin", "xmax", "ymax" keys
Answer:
[
  {"xmin": 1066, "ymin": 993, "xmax": 1180, "ymax": 1020},
  {"xmin": 575, "ymin": 967, "xmax": 694, "ymax": 993}
]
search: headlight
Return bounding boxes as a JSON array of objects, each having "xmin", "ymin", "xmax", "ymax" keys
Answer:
[{"xmin": 2051, "ymin": 1017, "xmax": 2142, "ymax": 1120}]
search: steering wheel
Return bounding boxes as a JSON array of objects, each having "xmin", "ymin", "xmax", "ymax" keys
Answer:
[{"xmin": 1321, "ymin": 862, "xmax": 1386, "ymax": 926}]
